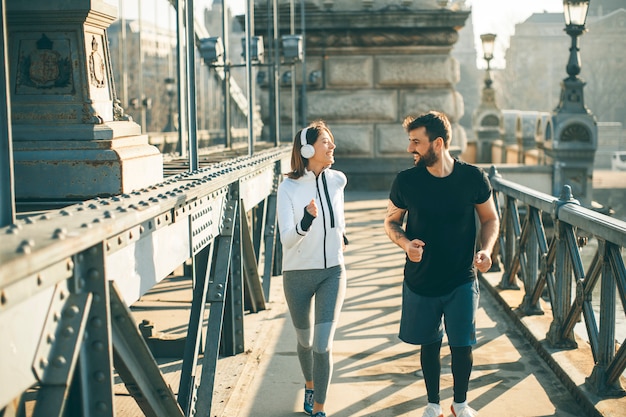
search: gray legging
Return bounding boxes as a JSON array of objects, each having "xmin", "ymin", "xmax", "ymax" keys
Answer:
[{"xmin": 283, "ymin": 265, "xmax": 346, "ymax": 405}]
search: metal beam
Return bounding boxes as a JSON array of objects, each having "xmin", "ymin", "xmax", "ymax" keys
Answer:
[
  {"xmin": 190, "ymin": 200, "xmax": 237, "ymax": 416},
  {"xmin": 110, "ymin": 281, "xmax": 185, "ymax": 417},
  {"xmin": 0, "ymin": 0, "xmax": 15, "ymax": 227}
]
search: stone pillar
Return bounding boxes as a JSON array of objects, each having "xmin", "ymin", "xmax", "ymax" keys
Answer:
[
  {"xmin": 472, "ymin": 82, "xmax": 502, "ymax": 163},
  {"xmin": 254, "ymin": 0, "xmax": 469, "ymax": 190},
  {"xmin": 544, "ymin": 76, "xmax": 598, "ymax": 207},
  {"xmin": 516, "ymin": 111, "xmax": 540, "ymax": 164},
  {"xmin": 7, "ymin": 0, "xmax": 162, "ymax": 203}
]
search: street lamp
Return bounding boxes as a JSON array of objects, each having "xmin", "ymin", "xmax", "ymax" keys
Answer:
[
  {"xmin": 559, "ymin": 0, "xmax": 590, "ymax": 111},
  {"xmin": 480, "ymin": 33, "xmax": 496, "ymax": 88},
  {"xmin": 553, "ymin": 0, "xmax": 592, "ymax": 121},
  {"xmin": 544, "ymin": 0, "xmax": 596, "ymax": 208},
  {"xmin": 472, "ymin": 33, "xmax": 501, "ymax": 163}
]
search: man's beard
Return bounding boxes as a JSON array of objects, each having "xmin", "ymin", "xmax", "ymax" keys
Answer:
[{"xmin": 414, "ymin": 144, "xmax": 438, "ymax": 167}]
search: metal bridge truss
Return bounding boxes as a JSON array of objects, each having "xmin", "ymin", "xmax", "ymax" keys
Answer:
[
  {"xmin": 490, "ymin": 167, "xmax": 626, "ymax": 398},
  {"xmin": 0, "ymin": 146, "xmax": 291, "ymax": 417}
]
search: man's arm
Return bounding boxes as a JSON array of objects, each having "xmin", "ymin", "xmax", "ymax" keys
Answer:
[
  {"xmin": 384, "ymin": 200, "xmax": 408, "ymax": 247},
  {"xmin": 473, "ymin": 197, "xmax": 500, "ymax": 272},
  {"xmin": 384, "ymin": 200, "xmax": 425, "ymax": 262}
]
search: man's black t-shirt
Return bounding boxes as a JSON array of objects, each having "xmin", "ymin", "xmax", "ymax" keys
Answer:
[{"xmin": 389, "ymin": 159, "xmax": 492, "ymax": 297}]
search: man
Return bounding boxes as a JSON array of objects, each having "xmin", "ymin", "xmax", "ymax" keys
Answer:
[{"xmin": 384, "ymin": 111, "xmax": 499, "ymax": 417}]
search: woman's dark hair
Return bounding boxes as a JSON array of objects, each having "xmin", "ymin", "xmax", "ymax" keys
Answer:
[
  {"xmin": 288, "ymin": 120, "xmax": 334, "ymax": 179},
  {"xmin": 402, "ymin": 111, "xmax": 451, "ymax": 148}
]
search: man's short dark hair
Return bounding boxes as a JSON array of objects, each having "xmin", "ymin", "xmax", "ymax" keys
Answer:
[{"xmin": 402, "ymin": 111, "xmax": 451, "ymax": 148}]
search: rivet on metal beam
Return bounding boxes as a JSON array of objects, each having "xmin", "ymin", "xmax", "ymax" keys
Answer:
[
  {"xmin": 17, "ymin": 239, "xmax": 34, "ymax": 254},
  {"xmin": 61, "ymin": 326, "xmax": 75, "ymax": 338},
  {"xmin": 52, "ymin": 228, "xmax": 67, "ymax": 240},
  {"xmin": 52, "ymin": 356, "xmax": 67, "ymax": 368},
  {"xmin": 87, "ymin": 269, "xmax": 100, "ymax": 281},
  {"xmin": 65, "ymin": 305, "xmax": 80, "ymax": 318},
  {"xmin": 95, "ymin": 401, "xmax": 108, "ymax": 411}
]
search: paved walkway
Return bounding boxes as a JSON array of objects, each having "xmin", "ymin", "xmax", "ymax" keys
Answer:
[
  {"xmin": 210, "ymin": 192, "xmax": 596, "ymax": 417},
  {"xmin": 119, "ymin": 192, "xmax": 625, "ymax": 417}
]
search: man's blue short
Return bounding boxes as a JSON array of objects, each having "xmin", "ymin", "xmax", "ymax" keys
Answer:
[{"xmin": 399, "ymin": 279, "xmax": 479, "ymax": 347}]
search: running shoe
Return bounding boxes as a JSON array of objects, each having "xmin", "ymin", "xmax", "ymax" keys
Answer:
[
  {"xmin": 422, "ymin": 403, "xmax": 443, "ymax": 417},
  {"xmin": 304, "ymin": 387, "xmax": 314, "ymax": 414},
  {"xmin": 451, "ymin": 403, "xmax": 478, "ymax": 417}
]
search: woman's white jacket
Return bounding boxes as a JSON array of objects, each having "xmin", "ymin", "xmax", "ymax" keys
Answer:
[{"xmin": 277, "ymin": 168, "xmax": 347, "ymax": 271}]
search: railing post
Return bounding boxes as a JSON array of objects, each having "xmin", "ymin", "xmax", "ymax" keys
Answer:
[
  {"xmin": 586, "ymin": 241, "xmax": 626, "ymax": 397},
  {"xmin": 488, "ymin": 166, "xmax": 502, "ymax": 272},
  {"xmin": 546, "ymin": 185, "xmax": 578, "ymax": 348},
  {"xmin": 499, "ymin": 195, "xmax": 521, "ymax": 290},
  {"xmin": 519, "ymin": 207, "xmax": 544, "ymax": 315}
]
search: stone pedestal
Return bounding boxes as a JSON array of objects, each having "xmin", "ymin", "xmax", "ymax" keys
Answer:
[
  {"xmin": 253, "ymin": 0, "xmax": 470, "ymax": 190},
  {"xmin": 7, "ymin": 0, "xmax": 162, "ymax": 202}
]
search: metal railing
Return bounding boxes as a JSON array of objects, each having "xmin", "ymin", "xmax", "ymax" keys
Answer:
[
  {"xmin": 0, "ymin": 146, "xmax": 291, "ymax": 416},
  {"xmin": 490, "ymin": 166, "xmax": 626, "ymax": 397}
]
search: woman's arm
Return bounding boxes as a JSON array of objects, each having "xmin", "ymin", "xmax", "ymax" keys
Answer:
[{"xmin": 277, "ymin": 185, "xmax": 308, "ymax": 249}]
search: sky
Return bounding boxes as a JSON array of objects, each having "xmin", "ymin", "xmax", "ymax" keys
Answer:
[
  {"xmin": 467, "ymin": 0, "xmax": 564, "ymax": 67},
  {"xmin": 118, "ymin": 0, "xmax": 566, "ymax": 68}
]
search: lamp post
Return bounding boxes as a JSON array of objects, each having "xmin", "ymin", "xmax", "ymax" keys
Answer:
[
  {"xmin": 472, "ymin": 33, "xmax": 502, "ymax": 164},
  {"xmin": 480, "ymin": 33, "xmax": 495, "ymax": 90},
  {"xmin": 556, "ymin": 0, "xmax": 590, "ymax": 114},
  {"xmin": 545, "ymin": 0, "xmax": 597, "ymax": 207},
  {"xmin": 163, "ymin": 77, "xmax": 177, "ymax": 133}
]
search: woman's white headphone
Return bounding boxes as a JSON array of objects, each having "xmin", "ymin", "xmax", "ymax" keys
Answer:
[{"xmin": 300, "ymin": 127, "xmax": 315, "ymax": 159}]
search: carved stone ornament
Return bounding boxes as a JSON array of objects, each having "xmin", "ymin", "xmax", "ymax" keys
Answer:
[
  {"xmin": 481, "ymin": 114, "xmax": 500, "ymax": 127},
  {"xmin": 561, "ymin": 123, "xmax": 590, "ymax": 143},
  {"xmin": 82, "ymin": 102, "xmax": 104, "ymax": 124},
  {"xmin": 113, "ymin": 99, "xmax": 133, "ymax": 122},
  {"xmin": 17, "ymin": 33, "xmax": 72, "ymax": 92},
  {"xmin": 89, "ymin": 36, "xmax": 106, "ymax": 88},
  {"xmin": 306, "ymin": 29, "xmax": 457, "ymax": 48}
]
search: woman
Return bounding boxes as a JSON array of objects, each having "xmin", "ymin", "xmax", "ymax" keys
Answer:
[{"xmin": 276, "ymin": 120, "xmax": 348, "ymax": 417}]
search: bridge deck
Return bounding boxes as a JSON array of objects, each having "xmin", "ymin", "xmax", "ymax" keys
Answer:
[{"xmin": 116, "ymin": 192, "xmax": 625, "ymax": 417}]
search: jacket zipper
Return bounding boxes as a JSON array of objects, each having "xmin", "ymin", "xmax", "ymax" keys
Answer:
[{"xmin": 316, "ymin": 173, "xmax": 328, "ymax": 268}]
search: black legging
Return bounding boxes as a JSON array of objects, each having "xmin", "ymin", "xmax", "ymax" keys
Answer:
[{"xmin": 421, "ymin": 341, "xmax": 473, "ymax": 404}]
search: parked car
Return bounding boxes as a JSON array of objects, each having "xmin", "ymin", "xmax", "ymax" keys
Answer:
[{"xmin": 611, "ymin": 151, "xmax": 626, "ymax": 171}]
